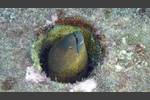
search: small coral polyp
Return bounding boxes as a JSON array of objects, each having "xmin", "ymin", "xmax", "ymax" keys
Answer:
[{"xmin": 31, "ymin": 16, "xmax": 101, "ymax": 83}]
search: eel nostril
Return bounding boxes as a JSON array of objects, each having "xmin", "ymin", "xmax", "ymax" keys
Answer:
[
  {"xmin": 73, "ymin": 32, "xmax": 79, "ymax": 54},
  {"xmin": 74, "ymin": 33, "xmax": 79, "ymax": 54},
  {"xmin": 73, "ymin": 32, "xmax": 85, "ymax": 54}
]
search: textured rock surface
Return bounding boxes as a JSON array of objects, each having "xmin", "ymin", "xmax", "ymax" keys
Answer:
[{"xmin": 0, "ymin": 8, "xmax": 150, "ymax": 92}]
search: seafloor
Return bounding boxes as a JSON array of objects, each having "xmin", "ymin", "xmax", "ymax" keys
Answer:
[{"xmin": 0, "ymin": 8, "xmax": 150, "ymax": 92}]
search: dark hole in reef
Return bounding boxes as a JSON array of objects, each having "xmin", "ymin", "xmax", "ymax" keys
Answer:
[
  {"xmin": 39, "ymin": 42, "xmax": 52, "ymax": 77},
  {"xmin": 39, "ymin": 41, "xmax": 96, "ymax": 83},
  {"xmin": 38, "ymin": 16, "xmax": 106, "ymax": 83}
]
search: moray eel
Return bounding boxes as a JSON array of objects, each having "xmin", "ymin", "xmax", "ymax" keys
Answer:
[
  {"xmin": 31, "ymin": 17, "xmax": 99, "ymax": 83},
  {"xmin": 48, "ymin": 32, "xmax": 88, "ymax": 82}
]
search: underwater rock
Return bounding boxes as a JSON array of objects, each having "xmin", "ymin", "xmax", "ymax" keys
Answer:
[{"xmin": 1, "ymin": 77, "xmax": 16, "ymax": 91}]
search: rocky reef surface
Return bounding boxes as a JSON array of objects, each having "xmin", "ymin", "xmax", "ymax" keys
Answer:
[{"xmin": 0, "ymin": 8, "xmax": 150, "ymax": 92}]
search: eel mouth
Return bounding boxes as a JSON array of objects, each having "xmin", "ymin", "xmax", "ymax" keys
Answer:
[{"xmin": 32, "ymin": 16, "xmax": 106, "ymax": 83}]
